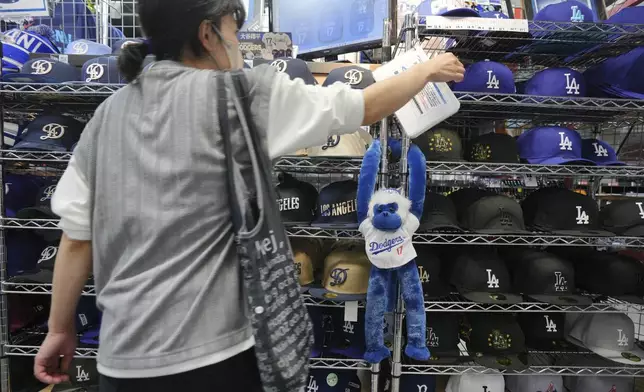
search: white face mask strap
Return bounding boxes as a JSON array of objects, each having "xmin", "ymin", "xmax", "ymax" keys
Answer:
[{"xmin": 212, "ymin": 24, "xmax": 242, "ymax": 70}]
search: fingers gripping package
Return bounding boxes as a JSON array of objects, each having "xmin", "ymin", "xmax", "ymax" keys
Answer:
[{"xmin": 356, "ymin": 140, "xmax": 430, "ymax": 364}]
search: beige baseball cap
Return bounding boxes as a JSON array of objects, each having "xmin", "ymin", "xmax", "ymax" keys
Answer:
[
  {"xmin": 309, "ymin": 244, "xmax": 370, "ymax": 301},
  {"xmin": 308, "ymin": 128, "xmax": 372, "ymax": 158}
]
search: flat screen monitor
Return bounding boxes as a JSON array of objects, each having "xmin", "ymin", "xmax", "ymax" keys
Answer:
[{"xmin": 274, "ymin": 0, "xmax": 389, "ymax": 60}]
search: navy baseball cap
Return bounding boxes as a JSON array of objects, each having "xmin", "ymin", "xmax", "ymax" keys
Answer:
[
  {"xmin": 2, "ymin": 58, "xmax": 79, "ymax": 83},
  {"xmin": 400, "ymin": 375, "xmax": 436, "ymax": 391},
  {"xmin": 517, "ymin": 126, "xmax": 594, "ymax": 165},
  {"xmin": 416, "ymin": 0, "xmax": 479, "ymax": 17},
  {"xmin": 452, "ymin": 61, "xmax": 516, "ymax": 94},
  {"xmin": 16, "ymin": 183, "xmax": 59, "ymax": 220},
  {"xmin": 79, "ymin": 56, "xmax": 124, "ymax": 84},
  {"xmin": 312, "ymin": 180, "xmax": 358, "ymax": 228},
  {"xmin": 12, "ymin": 238, "xmax": 59, "ymax": 284},
  {"xmin": 4, "ymin": 174, "xmax": 43, "ymax": 218},
  {"xmin": 111, "ymin": 39, "xmax": 144, "ymax": 54},
  {"xmin": 600, "ymin": 199, "xmax": 644, "ymax": 236},
  {"xmin": 524, "ymin": 67, "xmax": 586, "ymax": 97},
  {"xmin": 323, "ymin": 65, "xmax": 375, "ymax": 90},
  {"xmin": 6, "ymin": 230, "xmax": 47, "ymax": 277},
  {"xmin": 13, "ymin": 114, "xmax": 84, "ymax": 152},
  {"xmin": 533, "ymin": 0, "xmax": 597, "ymax": 23},
  {"xmin": 64, "ymin": 39, "xmax": 111, "ymax": 55},
  {"xmin": 582, "ymin": 138, "xmax": 624, "ymax": 166},
  {"xmin": 255, "ymin": 58, "xmax": 318, "ymax": 85},
  {"xmin": 305, "ymin": 369, "xmax": 361, "ymax": 392},
  {"xmin": 329, "ymin": 308, "xmax": 366, "ymax": 359}
]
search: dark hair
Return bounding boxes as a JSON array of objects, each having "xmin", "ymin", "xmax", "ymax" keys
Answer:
[{"xmin": 118, "ymin": 0, "xmax": 246, "ymax": 82}]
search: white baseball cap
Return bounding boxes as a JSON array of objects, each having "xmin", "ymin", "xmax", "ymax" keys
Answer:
[
  {"xmin": 446, "ymin": 374, "xmax": 504, "ymax": 392},
  {"xmin": 505, "ymin": 375, "xmax": 563, "ymax": 392},
  {"xmin": 570, "ymin": 376, "xmax": 634, "ymax": 391}
]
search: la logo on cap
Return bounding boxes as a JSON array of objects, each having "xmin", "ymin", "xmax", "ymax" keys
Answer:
[
  {"xmin": 40, "ymin": 123, "xmax": 66, "ymax": 141},
  {"xmin": 86, "ymin": 63, "xmax": 105, "ymax": 82},
  {"xmin": 486, "ymin": 268, "xmax": 500, "ymax": 288},
  {"xmin": 486, "ymin": 70, "xmax": 500, "ymax": 89},
  {"xmin": 564, "ymin": 73, "xmax": 580, "ymax": 95},
  {"xmin": 570, "ymin": 5, "xmax": 585, "ymax": 22},
  {"xmin": 426, "ymin": 327, "xmax": 439, "ymax": 347},
  {"xmin": 72, "ymin": 41, "xmax": 89, "ymax": 54},
  {"xmin": 344, "ymin": 69, "xmax": 363, "ymax": 85},
  {"xmin": 544, "ymin": 315, "xmax": 558, "ymax": 332},
  {"xmin": 558, "ymin": 131, "xmax": 573, "ymax": 151},
  {"xmin": 31, "ymin": 60, "xmax": 53, "ymax": 75},
  {"xmin": 271, "ymin": 59, "xmax": 287, "ymax": 72}
]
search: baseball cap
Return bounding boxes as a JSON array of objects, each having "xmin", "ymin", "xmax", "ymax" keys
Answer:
[
  {"xmin": 73, "ymin": 297, "xmax": 102, "ymax": 333},
  {"xmin": 582, "ymin": 138, "xmax": 624, "ymax": 166},
  {"xmin": 12, "ymin": 239, "xmax": 59, "ymax": 284},
  {"xmin": 6, "ymin": 230, "xmax": 47, "ymax": 277},
  {"xmin": 568, "ymin": 313, "xmax": 644, "ymax": 365},
  {"xmin": 584, "ymin": 47, "xmax": 644, "ymax": 100},
  {"xmin": 323, "ymin": 65, "xmax": 376, "ymax": 90},
  {"xmin": 569, "ymin": 376, "xmax": 634, "ymax": 392},
  {"xmin": 449, "ymin": 248, "xmax": 523, "ymax": 304},
  {"xmin": 416, "ymin": 0, "xmax": 480, "ymax": 17},
  {"xmin": 79, "ymin": 56, "xmax": 124, "ymax": 84},
  {"xmin": 466, "ymin": 133, "xmax": 520, "ymax": 163},
  {"xmin": 308, "ymin": 306, "xmax": 339, "ymax": 358},
  {"xmin": 461, "ymin": 195, "xmax": 528, "ymax": 234},
  {"xmin": 305, "ymin": 369, "xmax": 361, "ymax": 392},
  {"xmin": 464, "ymin": 314, "xmax": 527, "ymax": 370},
  {"xmin": 505, "ymin": 375, "xmax": 563, "ymax": 392},
  {"xmin": 533, "ymin": 0, "xmax": 596, "ymax": 23},
  {"xmin": 423, "ymin": 312, "xmax": 461, "ymax": 364},
  {"xmin": 255, "ymin": 58, "xmax": 318, "ymax": 86},
  {"xmin": 524, "ymin": 68, "xmax": 586, "ymax": 97},
  {"xmin": 506, "ymin": 249, "xmax": 591, "ymax": 305},
  {"xmin": 312, "ymin": 180, "xmax": 358, "ymax": 228},
  {"xmin": 447, "ymin": 187, "xmax": 496, "ymax": 222},
  {"xmin": 517, "ymin": 126, "xmax": 594, "ymax": 165},
  {"xmin": 308, "ymin": 244, "xmax": 370, "ymax": 300},
  {"xmin": 308, "ymin": 129, "xmax": 371, "ymax": 157},
  {"xmin": 291, "ymin": 238, "xmax": 322, "ymax": 292},
  {"xmin": 8, "ymin": 295, "xmax": 49, "ymax": 333},
  {"xmin": 419, "ymin": 192, "xmax": 462, "ymax": 232},
  {"xmin": 66, "ymin": 358, "xmax": 99, "ymax": 386},
  {"xmin": 521, "ymin": 188, "xmax": 613, "ymax": 236},
  {"xmin": 452, "ymin": 61, "xmax": 516, "ymax": 94},
  {"xmin": 446, "ymin": 374, "xmax": 505, "ymax": 392},
  {"xmin": 64, "ymin": 39, "xmax": 111, "ymax": 55},
  {"xmin": 400, "ymin": 374, "xmax": 436, "ymax": 392},
  {"xmin": 111, "ymin": 38, "xmax": 144, "ymax": 54},
  {"xmin": 415, "ymin": 245, "xmax": 452, "ymax": 299},
  {"xmin": 80, "ymin": 327, "xmax": 100, "ymax": 346},
  {"xmin": 517, "ymin": 312, "xmax": 570, "ymax": 351},
  {"xmin": 16, "ymin": 183, "xmax": 58, "ymax": 220},
  {"xmin": 276, "ymin": 173, "xmax": 318, "ymax": 225},
  {"xmin": 329, "ymin": 308, "xmax": 366, "ymax": 359},
  {"xmin": 2, "ymin": 58, "xmax": 79, "ymax": 83},
  {"xmin": 4, "ymin": 174, "xmax": 43, "ymax": 218},
  {"xmin": 413, "ymin": 129, "xmax": 463, "ymax": 162},
  {"xmin": 2, "ymin": 29, "xmax": 59, "ymax": 74},
  {"xmin": 480, "ymin": 10, "xmax": 508, "ymax": 18},
  {"xmin": 600, "ymin": 199, "xmax": 644, "ymax": 236},
  {"xmin": 13, "ymin": 114, "xmax": 84, "ymax": 152}
]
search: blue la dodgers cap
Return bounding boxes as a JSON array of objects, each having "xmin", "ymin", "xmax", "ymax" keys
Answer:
[
  {"xmin": 582, "ymin": 138, "xmax": 624, "ymax": 166},
  {"xmin": 2, "ymin": 58, "xmax": 79, "ymax": 83},
  {"xmin": 13, "ymin": 114, "xmax": 84, "ymax": 152},
  {"xmin": 65, "ymin": 39, "xmax": 112, "ymax": 55},
  {"xmin": 534, "ymin": 0, "xmax": 597, "ymax": 22},
  {"xmin": 323, "ymin": 65, "xmax": 375, "ymax": 90},
  {"xmin": 452, "ymin": 61, "xmax": 516, "ymax": 94},
  {"xmin": 306, "ymin": 369, "xmax": 361, "ymax": 392},
  {"xmin": 517, "ymin": 126, "xmax": 595, "ymax": 165},
  {"xmin": 416, "ymin": 0, "xmax": 480, "ymax": 17},
  {"xmin": 584, "ymin": 47, "xmax": 644, "ymax": 100},
  {"xmin": 4, "ymin": 174, "xmax": 44, "ymax": 218},
  {"xmin": 524, "ymin": 67, "xmax": 586, "ymax": 97},
  {"xmin": 79, "ymin": 56, "xmax": 124, "ymax": 84},
  {"xmin": 2, "ymin": 29, "xmax": 59, "ymax": 74},
  {"xmin": 329, "ymin": 308, "xmax": 366, "ymax": 359},
  {"xmin": 401, "ymin": 374, "xmax": 436, "ymax": 392},
  {"xmin": 258, "ymin": 58, "xmax": 318, "ymax": 85}
]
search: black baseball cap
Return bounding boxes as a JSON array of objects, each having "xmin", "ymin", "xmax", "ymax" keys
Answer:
[
  {"xmin": 464, "ymin": 313, "xmax": 528, "ymax": 370},
  {"xmin": 413, "ymin": 129, "xmax": 464, "ymax": 162},
  {"xmin": 415, "ymin": 312, "xmax": 461, "ymax": 364},
  {"xmin": 255, "ymin": 58, "xmax": 318, "ymax": 86},
  {"xmin": 275, "ymin": 173, "xmax": 318, "ymax": 225},
  {"xmin": 447, "ymin": 187, "xmax": 496, "ymax": 222},
  {"xmin": 312, "ymin": 180, "xmax": 358, "ymax": 228},
  {"xmin": 599, "ymin": 198, "xmax": 644, "ymax": 236},
  {"xmin": 449, "ymin": 248, "xmax": 523, "ymax": 304},
  {"xmin": 521, "ymin": 188, "xmax": 614, "ymax": 236},
  {"xmin": 323, "ymin": 65, "xmax": 375, "ymax": 90},
  {"xmin": 419, "ymin": 192, "xmax": 462, "ymax": 232},
  {"xmin": 465, "ymin": 133, "xmax": 520, "ymax": 163},
  {"xmin": 504, "ymin": 248, "xmax": 592, "ymax": 306},
  {"xmin": 461, "ymin": 194, "xmax": 529, "ymax": 234},
  {"xmin": 415, "ymin": 245, "xmax": 452, "ymax": 299},
  {"xmin": 517, "ymin": 312, "xmax": 571, "ymax": 351}
]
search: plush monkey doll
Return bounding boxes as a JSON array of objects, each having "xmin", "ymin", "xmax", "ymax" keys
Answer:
[{"xmin": 357, "ymin": 140, "xmax": 429, "ymax": 364}]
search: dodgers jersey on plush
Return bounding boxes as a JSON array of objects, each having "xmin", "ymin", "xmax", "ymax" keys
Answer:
[{"xmin": 359, "ymin": 189, "xmax": 420, "ymax": 269}]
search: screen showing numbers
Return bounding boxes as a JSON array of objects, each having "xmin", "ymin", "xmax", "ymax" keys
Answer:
[{"xmin": 275, "ymin": 0, "xmax": 388, "ymax": 56}]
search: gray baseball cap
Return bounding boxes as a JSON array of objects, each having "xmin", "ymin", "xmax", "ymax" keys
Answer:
[
  {"xmin": 446, "ymin": 374, "xmax": 505, "ymax": 392},
  {"xmin": 569, "ymin": 376, "xmax": 634, "ymax": 392},
  {"xmin": 568, "ymin": 313, "xmax": 644, "ymax": 366},
  {"xmin": 505, "ymin": 375, "xmax": 563, "ymax": 392}
]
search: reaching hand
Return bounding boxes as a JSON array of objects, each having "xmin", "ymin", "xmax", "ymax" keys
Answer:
[
  {"xmin": 424, "ymin": 53, "xmax": 466, "ymax": 83},
  {"xmin": 34, "ymin": 330, "xmax": 77, "ymax": 384}
]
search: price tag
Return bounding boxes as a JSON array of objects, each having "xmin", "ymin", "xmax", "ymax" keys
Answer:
[
  {"xmin": 53, "ymin": 54, "xmax": 69, "ymax": 64},
  {"xmin": 420, "ymin": 16, "xmax": 529, "ymax": 33},
  {"xmin": 344, "ymin": 301, "xmax": 358, "ymax": 322}
]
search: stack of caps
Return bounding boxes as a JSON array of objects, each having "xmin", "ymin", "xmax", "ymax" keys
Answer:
[
  {"xmin": 2, "ymin": 56, "xmax": 125, "ymax": 84},
  {"xmin": 584, "ymin": 47, "xmax": 644, "ymax": 99},
  {"xmin": 1, "ymin": 29, "xmax": 59, "ymax": 74}
]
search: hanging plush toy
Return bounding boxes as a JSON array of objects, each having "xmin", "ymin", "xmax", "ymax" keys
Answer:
[{"xmin": 357, "ymin": 140, "xmax": 429, "ymax": 363}]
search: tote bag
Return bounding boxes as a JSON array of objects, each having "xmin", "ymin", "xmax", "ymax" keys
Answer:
[{"xmin": 216, "ymin": 72, "xmax": 313, "ymax": 392}]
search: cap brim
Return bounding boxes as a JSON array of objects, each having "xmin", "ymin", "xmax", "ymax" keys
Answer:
[
  {"xmin": 460, "ymin": 290, "xmax": 523, "ymax": 304},
  {"xmin": 283, "ymin": 220, "xmax": 314, "ymax": 226},
  {"xmin": 621, "ymin": 226, "xmax": 644, "ymax": 237},
  {"xmin": 419, "ymin": 216, "xmax": 463, "ymax": 232},
  {"xmin": 524, "ymin": 337, "xmax": 572, "ymax": 351},
  {"xmin": 439, "ymin": 8, "xmax": 480, "ymax": 16},
  {"xmin": 601, "ymin": 160, "xmax": 626, "ymax": 166},
  {"xmin": 16, "ymin": 206, "xmax": 57, "ymax": 219},
  {"xmin": 416, "ymin": 350, "xmax": 461, "ymax": 364},
  {"xmin": 13, "ymin": 269, "xmax": 53, "ymax": 284},
  {"xmin": 605, "ymin": 86, "xmax": 644, "ymax": 100},
  {"xmin": 549, "ymin": 229, "xmax": 615, "ymax": 237},
  {"xmin": 423, "ymin": 282, "xmax": 453, "ymax": 299},
  {"xmin": 1, "ymin": 74, "xmax": 57, "ymax": 83},
  {"xmin": 473, "ymin": 227, "xmax": 531, "ymax": 235},
  {"xmin": 527, "ymin": 293, "xmax": 593, "ymax": 306},
  {"xmin": 525, "ymin": 156, "xmax": 597, "ymax": 166},
  {"xmin": 13, "ymin": 140, "xmax": 67, "ymax": 152},
  {"xmin": 308, "ymin": 288, "xmax": 366, "ymax": 301},
  {"xmin": 474, "ymin": 353, "xmax": 528, "ymax": 370},
  {"xmin": 589, "ymin": 346, "xmax": 644, "ymax": 366},
  {"xmin": 312, "ymin": 222, "xmax": 359, "ymax": 229}
]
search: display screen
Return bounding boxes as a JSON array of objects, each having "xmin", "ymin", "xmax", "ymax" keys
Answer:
[{"xmin": 275, "ymin": 0, "xmax": 388, "ymax": 57}]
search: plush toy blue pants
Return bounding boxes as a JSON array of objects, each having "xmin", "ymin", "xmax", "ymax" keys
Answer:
[{"xmin": 364, "ymin": 259, "xmax": 430, "ymax": 363}]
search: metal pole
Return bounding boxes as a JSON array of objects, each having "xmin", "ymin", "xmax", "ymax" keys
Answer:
[
  {"xmin": 99, "ymin": 0, "xmax": 110, "ymax": 45},
  {"xmin": 388, "ymin": 0, "xmax": 398, "ymax": 46},
  {"xmin": 391, "ymin": 13, "xmax": 415, "ymax": 392},
  {"xmin": 379, "ymin": 18, "xmax": 392, "ymax": 190}
]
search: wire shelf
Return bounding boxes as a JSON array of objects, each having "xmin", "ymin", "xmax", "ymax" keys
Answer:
[
  {"xmin": 1, "ymin": 282, "xmax": 95, "ymax": 296},
  {"xmin": 309, "ymin": 358, "xmax": 372, "ymax": 370},
  {"xmin": 3, "ymin": 345, "xmax": 98, "ymax": 358},
  {"xmin": 426, "ymin": 161, "xmax": 644, "ymax": 178},
  {"xmin": 1, "ymin": 150, "xmax": 73, "ymax": 163},
  {"xmin": 1, "ymin": 218, "xmax": 60, "ymax": 230}
]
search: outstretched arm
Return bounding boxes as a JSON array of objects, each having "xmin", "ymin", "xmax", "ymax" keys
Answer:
[
  {"xmin": 357, "ymin": 140, "xmax": 382, "ymax": 224},
  {"xmin": 407, "ymin": 144, "xmax": 427, "ymax": 220}
]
